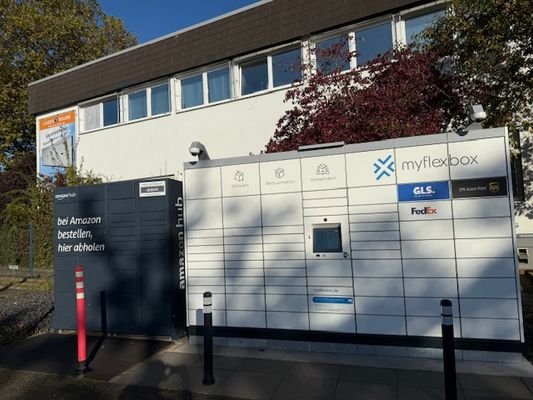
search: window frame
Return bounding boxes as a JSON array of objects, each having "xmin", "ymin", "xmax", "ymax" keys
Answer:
[
  {"xmin": 235, "ymin": 42, "xmax": 303, "ymax": 98},
  {"xmin": 311, "ymin": 16, "xmax": 396, "ymax": 72},
  {"xmin": 123, "ymin": 79, "xmax": 171, "ymax": 122},
  {"xmin": 176, "ymin": 62, "xmax": 233, "ymax": 111},
  {"xmin": 79, "ymin": 93, "xmax": 120, "ymax": 134},
  {"xmin": 75, "ymin": 2, "xmax": 448, "ymax": 129},
  {"xmin": 397, "ymin": 2, "xmax": 447, "ymax": 46}
]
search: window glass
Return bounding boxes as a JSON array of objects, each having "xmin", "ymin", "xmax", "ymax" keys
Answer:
[
  {"xmin": 102, "ymin": 98, "xmax": 118, "ymax": 127},
  {"xmin": 355, "ymin": 22, "xmax": 393, "ymax": 65},
  {"xmin": 128, "ymin": 90, "xmax": 147, "ymax": 120},
  {"xmin": 182, "ymin": 75, "xmax": 203, "ymax": 109},
  {"xmin": 207, "ymin": 68, "xmax": 230, "ymax": 103},
  {"xmin": 151, "ymin": 83, "xmax": 170, "ymax": 115},
  {"xmin": 405, "ymin": 10, "xmax": 445, "ymax": 45},
  {"xmin": 241, "ymin": 59, "xmax": 268, "ymax": 95},
  {"xmin": 316, "ymin": 35, "xmax": 350, "ymax": 74},
  {"xmin": 313, "ymin": 226, "xmax": 342, "ymax": 253},
  {"xmin": 82, "ymin": 103, "xmax": 100, "ymax": 131},
  {"xmin": 272, "ymin": 48, "xmax": 302, "ymax": 87}
]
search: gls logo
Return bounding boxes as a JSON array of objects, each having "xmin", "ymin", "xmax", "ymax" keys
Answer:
[
  {"xmin": 413, "ymin": 186, "xmax": 435, "ymax": 196},
  {"xmin": 397, "ymin": 181, "xmax": 449, "ymax": 202},
  {"xmin": 411, "ymin": 207, "xmax": 437, "ymax": 215}
]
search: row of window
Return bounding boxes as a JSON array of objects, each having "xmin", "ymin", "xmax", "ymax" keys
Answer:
[{"xmin": 79, "ymin": 7, "xmax": 444, "ymax": 133}]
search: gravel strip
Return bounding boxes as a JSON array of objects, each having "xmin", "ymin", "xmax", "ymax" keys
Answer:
[{"xmin": 0, "ymin": 289, "xmax": 53, "ymax": 345}]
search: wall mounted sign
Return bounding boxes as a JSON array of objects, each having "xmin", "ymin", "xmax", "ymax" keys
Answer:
[
  {"xmin": 451, "ymin": 177, "xmax": 508, "ymax": 198},
  {"xmin": 139, "ymin": 180, "xmax": 167, "ymax": 197},
  {"xmin": 38, "ymin": 109, "xmax": 76, "ymax": 175},
  {"xmin": 397, "ymin": 181, "xmax": 450, "ymax": 202}
]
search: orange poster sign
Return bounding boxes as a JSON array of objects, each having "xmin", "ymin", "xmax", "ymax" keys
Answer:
[{"xmin": 38, "ymin": 111, "xmax": 76, "ymax": 131}]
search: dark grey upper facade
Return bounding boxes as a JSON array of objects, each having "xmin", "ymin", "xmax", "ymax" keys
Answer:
[{"xmin": 28, "ymin": 0, "xmax": 429, "ymax": 115}]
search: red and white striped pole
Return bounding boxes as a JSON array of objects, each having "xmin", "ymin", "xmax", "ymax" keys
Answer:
[{"xmin": 75, "ymin": 265, "xmax": 88, "ymax": 374}]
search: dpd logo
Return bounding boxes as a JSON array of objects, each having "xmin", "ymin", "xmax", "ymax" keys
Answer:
[{"xmin": 373, "ymin": 155, "xmax": 394, "ymax": 181}]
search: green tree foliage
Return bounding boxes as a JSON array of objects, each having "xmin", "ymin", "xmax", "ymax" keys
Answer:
[
  {"xmin": 424, "ymin": 0, "xmax": 533, "ymax": 133},
  {"xmin": 0, "ymin": 166, "xmax": 101, "ymax": 269},
  {"xmin": 0, "ymin": 0, "xmax": 137, "ymax": 166}
]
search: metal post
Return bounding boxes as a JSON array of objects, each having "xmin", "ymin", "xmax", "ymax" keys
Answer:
[
  {"xmin": 28, "ymin": 223, "xmax": 33, "ymax": 277},
  {"xmin": 75, "ymin": 265, "xmax": 88, "ymax": 375},
  {"xmin": 202, "ymin": 291, "xmax": 215, "ymax": 385},
  {"xmin": 441, "ymin": 299, "xmax": 457, "ymax": 400}
]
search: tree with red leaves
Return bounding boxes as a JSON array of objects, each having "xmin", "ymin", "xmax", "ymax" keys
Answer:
[{"xmin": 267, "ymin": 46, "xmax": 462, "ymax": 152}]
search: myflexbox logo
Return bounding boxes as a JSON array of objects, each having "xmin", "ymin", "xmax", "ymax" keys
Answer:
[{"xmin": 373, "ymin": 155, "xmax": 394, "ymax": 181}]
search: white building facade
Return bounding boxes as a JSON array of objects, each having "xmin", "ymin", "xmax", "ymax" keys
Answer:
[{"xmin": 30, "ymin": 0, "xmax": 446, "ymax": 181}]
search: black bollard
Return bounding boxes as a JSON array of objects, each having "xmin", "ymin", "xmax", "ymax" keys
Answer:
[
  {"xmin": 441, "ymin": 299, "xmax": 457, "ymax": 400},
  {"xmin": 202, "ymin": 292, "xmax": 215, "ymax": 385}
]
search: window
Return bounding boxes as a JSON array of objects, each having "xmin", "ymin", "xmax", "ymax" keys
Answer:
[
  {"xmin": 126, "ymin": 81, "xmax": 170, "ymax": 121},
  {"xmin": 179, "ymin": 66, "xmax": 231, "ymax": 110},
  {"xmin": 241, "ymin": 59, "xmax": 268, "ymax": 95},
  {"xmin": 80, "ymin": 96, "xmax": 119, "ymax": 132},
  {"xmin": 316, "ymin": 35, "xmax": 350, "ymax": 74},
  {"xmin": 181, "ymin": 75, "xmax": 203, "ymax": 109},
  {"xmin": 102, "ymin": 98, "xmax": 118, "ymax": 127},
  {"xmin": 314, "ymin": 22, "xmax": 394, "ymax": 72},
  {"xmin": 313, "ymin": 225, "xmax": 342, "ymax": 253},
  {"xmin": 151, "ymin": 83, "xmax": 170, "ymax": 115},
  {"xmin": 405, "ymin": 10, "xmax": 445, "ymax": 45},
  {"xmin": 239, "ymin": 47, "xmax": 302, "ymax": 96},
  {"xmin": 128, "ymin": 90, "xmax": 147, "ymax": 120},
  {"xmin": 208, "ymin": 68, "xmax": 231, "ymax": 103},
  {"xmin": 355, "ymin": 22, "xmax": 393, "ymax": 65},
  {"xmin": 272, "ymin": 48, "xmax": 301, "ymax": 87}
]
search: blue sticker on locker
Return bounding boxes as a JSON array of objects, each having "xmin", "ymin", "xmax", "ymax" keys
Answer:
[
  {"xmin": 312, "ymin": 297, "xmax": 353, "ymax": 304},
  {"xmin": 397, "ymin": 181, "xmax": 450, "ymax": 202}
]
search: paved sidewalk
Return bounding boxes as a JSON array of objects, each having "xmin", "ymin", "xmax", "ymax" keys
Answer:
[
  {"xmin": 2, "ymin": 334, "xmax": 533, "ymax": 399},
  {"xmin": 112, "ymin": 341, "xmax": 533, "ymax": 400}
]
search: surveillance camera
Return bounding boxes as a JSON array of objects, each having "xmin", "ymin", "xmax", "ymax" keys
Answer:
[
  {"xmin": 470, "ymin": 104, "xmax": 487, "ymax": 123},
  {"xmin": 189, "ymin": 141, "xmax": 210, "ymax": 161},
  {"xmin": 189, "ymin": 146, "xmax": 201, "ymax": 156}
]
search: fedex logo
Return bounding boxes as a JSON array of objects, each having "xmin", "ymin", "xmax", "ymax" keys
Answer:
[{"xmin": 411, "ymin": 207, "xmax": 437, "ymax": 215}]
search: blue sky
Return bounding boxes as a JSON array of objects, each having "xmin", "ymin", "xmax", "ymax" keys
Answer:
[{"xmin": 99, "ymin": 0, "xmax": 262, "ymax": 43}]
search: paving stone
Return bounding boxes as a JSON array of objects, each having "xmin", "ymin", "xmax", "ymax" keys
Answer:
[
  {"xmin": 335, "ymin": 381, "xmax": 397, "ymax": 400},
  {"xmin": 462, "ymin": 389, "xmax": 533, "ymax": 399},
  {"xmin": 398, "ymin": 385, "xmax": 465, "ymax": 400},
  {"xmin": 216, "ymin": 371, "xmax": 282, "ymax": 400},
  {"xmin": 212, "ymin": 355, "xmax": 246, "ymax": 370},
  {"xmin": 288, "ymin": 361, "xmax": 341, "ymax": 380},
  {"xmin": 340, "ymin": 365, "xmax": 397, "ymax": 385},
  {"xmin": 156, "ymin": 351, "xmax": 201, "ymax": 367},
  {"xmin": 112, "ymin": 363, "xmax": 231, "ymax": 394},
  {"xmin": 177, "ymin": 366, "xmax": 233, "ymax": 395},
  {"xmin": 459, "ymin": 374, "xmax": 532, "ymax": 398},
  {"xmin": 238, "ymin": 357, "xmax": 292, "ymax": 375},
  {"xmin": 271, "ymin": 375, "xmax": 337, "ymax": 400},
  {"xmin": 521, "ymin": 377, "xmax": 533, "ymax": 395},
  {"xmin": 397, "ymin": 369, "xmax": 445, "ymax": 388}
]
